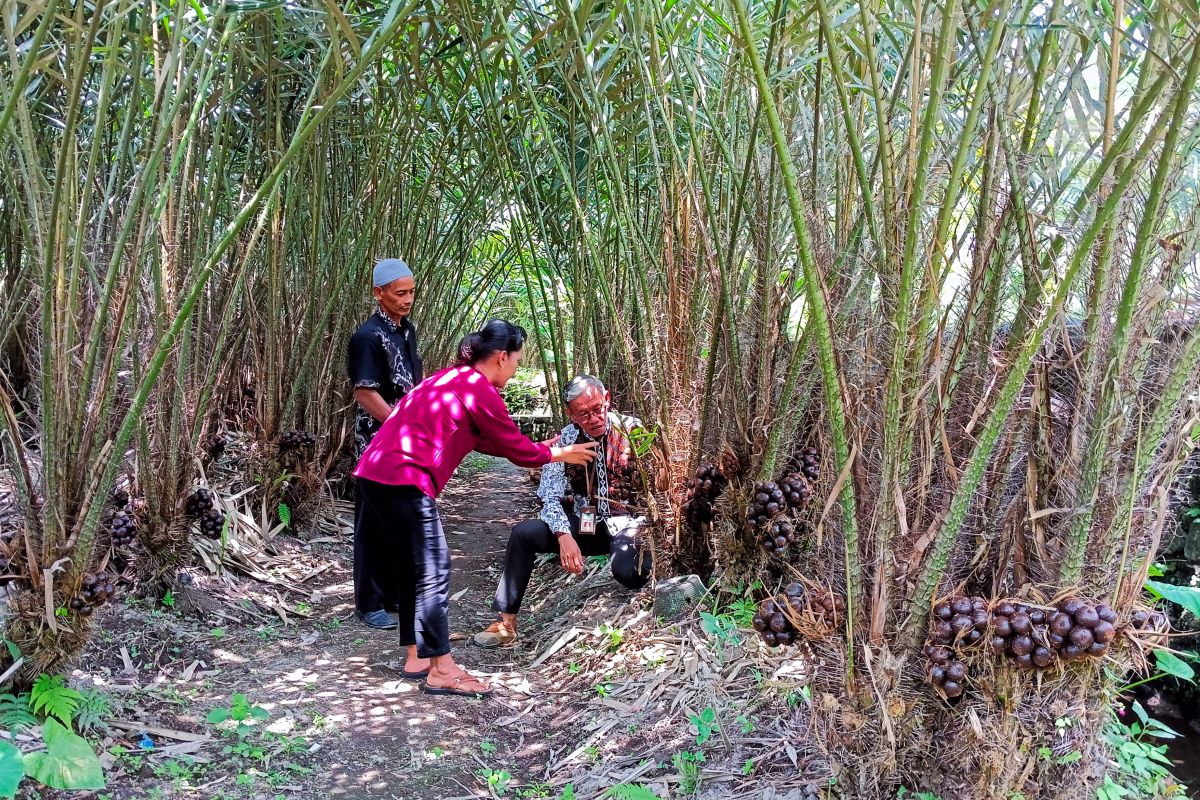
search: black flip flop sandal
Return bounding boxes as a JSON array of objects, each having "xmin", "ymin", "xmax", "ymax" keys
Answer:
[{"xmin": 370, "ymin": 660, "xmax": 430, "ymax": 680}]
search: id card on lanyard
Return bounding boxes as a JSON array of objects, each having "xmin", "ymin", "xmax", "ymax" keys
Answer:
[
  {"xmin": 579, "ymin": 437, "xmax": 599, "ymax": 534},
  {"xmin": 579, "ymin": 503, "xmax": 597, "ymax": 534}
]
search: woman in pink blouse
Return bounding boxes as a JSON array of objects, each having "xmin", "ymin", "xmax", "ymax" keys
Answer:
[{"xmin": 354, "ymin": 320, "xmax": 596, "ymax": 697}]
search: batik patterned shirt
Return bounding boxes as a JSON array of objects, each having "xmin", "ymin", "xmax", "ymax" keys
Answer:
[
  {"xmin": 536, "ymin": 411, "xmax": 645, "ymax": 534},
  {"xmin": 347, "ymin": 308, "xmax": 423, "ymax": 459}
]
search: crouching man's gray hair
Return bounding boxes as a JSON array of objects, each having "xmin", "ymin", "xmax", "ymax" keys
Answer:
[{"xmin": 562, "ymin": 374, "xmax": 606, "ymax": 405}]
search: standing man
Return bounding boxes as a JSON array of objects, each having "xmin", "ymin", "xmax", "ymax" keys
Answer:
[{"xmin": 348, "ymin": 258, "xmax": 423, "ymax": 629}]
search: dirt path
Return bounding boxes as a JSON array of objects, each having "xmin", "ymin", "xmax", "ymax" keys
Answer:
[
  {"xmin": 323, "ymin": 459, "xmax": 557, "ymax": 799},
  {"xmin": 68, "ymin": 456, "xmax": 630, "ymax": 800}
]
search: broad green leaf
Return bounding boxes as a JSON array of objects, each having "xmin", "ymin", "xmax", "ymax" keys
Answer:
[
  {"xmin": 0, "ymin": 740, "xmax": 22, "ymax": 798},
  {"xmin": 1098, "ymin": 776, "xmax": 1129, "ymax": 800},
  {"xmin": 604, "ymin": 784, "xmax": 660, "ymax": 800},
  {"xmin": 205, "ymin": 708, "xmax": 229, "ymax": 724},
  {"xmin": 1147, "ymin": 748, "xmax": 1174, "ymax": 765},
  {"xmin": 22, "ymin": 719, "xmax": 104, "ymax": 790},
  {"xmin": 1155, "ymin": 650, "xmax": 1195, "ymax": 682},
  {"xmin": 1141, "ymin": 717, "xmax": 1181, "ymax": 739},
  {"xmin": 230, "ymin": 694, "xmax": 250, "ymax": 720},
  {"xmin": 1146, "ymin": 581, "xmax": 1200, "ymax": 617}
]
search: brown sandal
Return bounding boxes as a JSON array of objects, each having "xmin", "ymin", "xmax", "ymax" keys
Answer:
[
  {"xmin": 472, "ymin": 621, "xmax": 518, "ymax": 648},
  {"xmin": 422, "ymin": 673, "xmax": 493, "ymax": 698}
]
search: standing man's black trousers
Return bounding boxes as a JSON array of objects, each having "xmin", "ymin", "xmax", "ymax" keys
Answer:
[{"xmin": 354, "ymin": 479, "xmax": 399, "ymax": 616}]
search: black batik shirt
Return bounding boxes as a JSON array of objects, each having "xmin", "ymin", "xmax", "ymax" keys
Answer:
[{"xmin": 347, "ymin": 309, "xmax": 423, "ymax": 459}]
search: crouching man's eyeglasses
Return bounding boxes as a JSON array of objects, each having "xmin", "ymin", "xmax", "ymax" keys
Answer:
[{"xmin": 573, "ymin": 405, "xmax": 607, "ymax": 422}]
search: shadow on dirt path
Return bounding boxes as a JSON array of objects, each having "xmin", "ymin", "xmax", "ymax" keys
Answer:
[
  {"xmin": 69, "ymin": 455, "xmax": 622, "ymax": 800},
  {"xmin": 323, "ymin": 457, "xmax": 559, "ymax": 799}
]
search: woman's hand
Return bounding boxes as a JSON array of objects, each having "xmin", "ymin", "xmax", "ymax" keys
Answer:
[
  {"xmin": 539, "ymin": 434, "xmax": 561, "ymax": 448},
  {"xmin": 551, "ymin": 441, "xmax": 598, "ymax": 465}
]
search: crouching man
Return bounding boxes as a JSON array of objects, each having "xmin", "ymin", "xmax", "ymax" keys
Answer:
[{"xmin": 473, "ymin": 375, "xmax": 653, "ymax": 647}]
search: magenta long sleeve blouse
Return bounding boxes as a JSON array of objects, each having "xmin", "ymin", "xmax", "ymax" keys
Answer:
[{"xmin": 353, "ymin": 365, "xmax": 552, "ymax": 498}]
